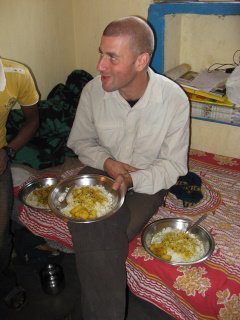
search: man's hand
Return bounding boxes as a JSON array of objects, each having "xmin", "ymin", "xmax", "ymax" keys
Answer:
[
  {"xmin": 0, "ymin": 148, "xmax": 8, "ymax": 175},
  {"xmin": 104, "ymin": 158, "xmax": 139, "ymax": 193},
  {"xmin": 103, "ymin": 158, "xmax": 138, "ymax": 179},
  {"xmin": 112, "ymin": 172, "xmax": 132, "ymax": 193}
]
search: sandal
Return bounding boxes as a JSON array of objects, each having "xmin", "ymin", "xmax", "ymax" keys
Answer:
[{"xmin": 4, "ymin": 286, "xmax": 26, "ymax": 310}]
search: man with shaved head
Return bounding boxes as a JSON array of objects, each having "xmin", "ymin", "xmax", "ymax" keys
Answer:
[
  {"xmin": 103, "ymin": 16, "xmax": 154, "ymax": 57},
  {"xmin": 66, "ymin": 16, "xmax": 190, "ymax": 320}
]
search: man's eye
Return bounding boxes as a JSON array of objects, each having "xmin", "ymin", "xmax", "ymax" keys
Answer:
[
  {"xmin": 109, "ymin": 56, "xmax": 118, "ymax": 64},
  {"xmin": 99, "ymin": 53, "xmax": 119, "ymax": 64}
]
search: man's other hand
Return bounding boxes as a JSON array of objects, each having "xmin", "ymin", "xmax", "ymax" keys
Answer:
[
  {"xmin": 104, "ymin": 158, "xmax": 138, "ymax": 179},
  {"xmin": 112, "ymin": 172, "xmax": 133, "ymax": 193}
]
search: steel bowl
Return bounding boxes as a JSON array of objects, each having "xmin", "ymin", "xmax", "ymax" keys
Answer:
[
  {"xmin": 19, "ymin": 177, "xmax": 59, "ymax": 211},
  {"xmin": 141, "ymin": 218, "xmax": 215, "ymax": 265},
  {"xmin": 48, "ymin": 174, "xmax": 125, "ymax": 223}
]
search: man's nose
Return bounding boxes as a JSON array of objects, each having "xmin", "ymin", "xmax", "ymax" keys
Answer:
[{"xmin": 97, "ymin": 55, "xmax": 109, "ymax": 72}]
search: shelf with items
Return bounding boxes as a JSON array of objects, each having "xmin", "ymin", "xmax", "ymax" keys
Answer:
[
  {"xmin": 163, "ymin": 62, "xmax": 239, "ymax": 125},
  {"xmin": 147, "ymin": 1, "xmax": 240, "ymax": 157},
  {"xmin": 191, "ymin": 100, "xmax": 240, "ymax": 127},
  {"xmin": 148, "ymin": 1, "xmax": 240, "ymax": 74}
]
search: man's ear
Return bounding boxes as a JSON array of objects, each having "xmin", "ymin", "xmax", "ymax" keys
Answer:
[{"xmin": 135, "ymin": 53, "xmax": 150, "ymax": 71}]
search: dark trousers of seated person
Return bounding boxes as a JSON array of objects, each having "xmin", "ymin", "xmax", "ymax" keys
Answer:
[
  {"xmin": 68, "ymin": 166, "xmax": 167, "ymax": 320},
  {"xmin": 0, "ymin": 163, "xmax": 16, "ymax": 299}
]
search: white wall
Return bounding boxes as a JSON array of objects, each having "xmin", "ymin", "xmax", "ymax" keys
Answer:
[
  {"xmin": 163, "ymin": 13, "xmax": 240, "ymax": 158},
  {"xmin": 0, "ymin": 0, "xmax": 76, "ymax": 99},
  {"xmin": 2, "ymin": 1, "xmax": 239, "ymax": 98},
  {"xmin": 164, "ymin": 14, "xmax": 240, "ymax": 73},
  {"xmin": 191, "ymin": 119, "xmax": 240, "ymax": 158},
  {"xmin": 72, "ymin": 0, "xmax": 151, "ymax": 77},
  {"xmin": 0, "ymin": 0, "xmax": 151, "ymax": 97}
]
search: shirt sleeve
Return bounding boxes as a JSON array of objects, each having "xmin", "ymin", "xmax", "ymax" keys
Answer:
[
  {"xmin": 17, "ymin": 66, "xmax": 39, "ymax": 106},
  {"xmin": 67, "ymin": 84, "xmax": 112, "ymax": 169}
]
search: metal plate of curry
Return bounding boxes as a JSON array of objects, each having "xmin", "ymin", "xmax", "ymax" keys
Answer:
[{"xmin": 19, "ymin": 177, "xmax": 59, "ymax": 211}]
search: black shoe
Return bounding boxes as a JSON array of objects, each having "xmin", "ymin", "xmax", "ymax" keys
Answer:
[{"xmin": 4, "ymin": 286, "xmax": 26, "ymax": 311}]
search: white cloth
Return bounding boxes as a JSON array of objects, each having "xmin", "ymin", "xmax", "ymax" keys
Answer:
[
  {"xmin": 11, "ymin": 165, "xmax": 33, "ymax": 187},
  {"xmin": 0, "ymin": 58, "xmax": 6, "ymax": 92},
  {"xmin": 226, "ymin": 65, "xmax": 240, "ymax": 106},
  {"xmin": 67, "ymin": 68, "xmax": 190, "ymax": 194}
]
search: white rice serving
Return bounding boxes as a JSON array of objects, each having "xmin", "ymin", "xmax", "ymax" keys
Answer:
[
  {"xmin": 61, "ymin": 185, "xmax": 114, "ymax": 220},
  {"xmin": 150, "ymin": 227, "xmax": 205, "ymax": 263},
  {"xmin": 26, "ymin": 185, "xmax": 54, "ymax": 209}
]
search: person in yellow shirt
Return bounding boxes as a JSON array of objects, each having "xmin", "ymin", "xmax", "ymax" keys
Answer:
[{"xmin": 0, "ymin": 57, "xmax": 39, "ymax": 313}]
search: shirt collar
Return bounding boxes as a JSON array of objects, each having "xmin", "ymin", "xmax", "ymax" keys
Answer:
[{"xmin": 0, "ymin": 58, "xmax": 6, "ymax": 92}]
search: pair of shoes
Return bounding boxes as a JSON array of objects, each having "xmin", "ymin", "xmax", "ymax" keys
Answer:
[{"xmin": 4, "ymin": 286, "xmax": 26, "ymax": 311}]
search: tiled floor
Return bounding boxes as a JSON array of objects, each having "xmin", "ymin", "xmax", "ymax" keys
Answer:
[{"xmin": 1, "ymin": 238, "xmax": 175, "ymax": 320}]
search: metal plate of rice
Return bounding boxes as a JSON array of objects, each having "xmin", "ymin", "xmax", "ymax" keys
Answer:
[
  {"xmin": 141, "ymin": 218, "xmax": 215, "ymax": 265},
  {"xmin": 48, "ymin": 174, "xmax": 125, "ymax": 223},
  {"xmin": 19, "ymin": 177, "xmax": 59, "ymax": 211}
]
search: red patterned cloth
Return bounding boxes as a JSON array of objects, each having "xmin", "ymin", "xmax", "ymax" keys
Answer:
[
  {"xmin": 127, "ymin": 149, "xmax": 240, "ymax": 320},
  {"xmin": 17, "ymin": 150, "xmax": 240, "ymax": 320}
]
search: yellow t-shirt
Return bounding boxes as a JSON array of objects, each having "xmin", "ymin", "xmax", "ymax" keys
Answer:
[{"xmin": 0, "ymin": 58, "xmax": 39, "ymax": 148}]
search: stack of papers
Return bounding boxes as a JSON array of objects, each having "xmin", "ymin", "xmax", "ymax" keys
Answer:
[{"xmin": 165, "ymin": 64, "xmax": 233, "ymax": 105}]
